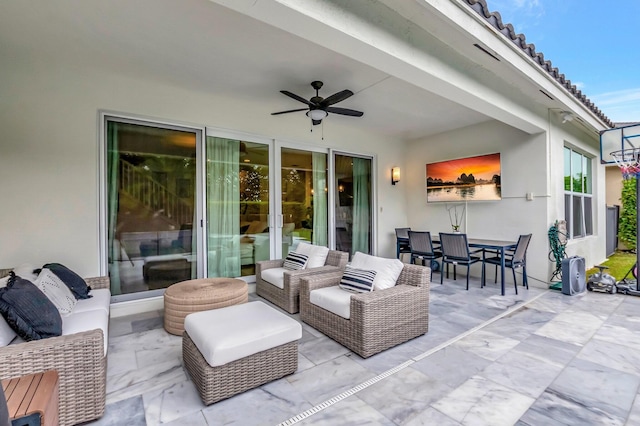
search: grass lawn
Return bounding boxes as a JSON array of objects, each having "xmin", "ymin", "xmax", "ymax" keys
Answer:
[{"xmin": 586, "ymin": 250, "xmax": 637, "ymax": 280}]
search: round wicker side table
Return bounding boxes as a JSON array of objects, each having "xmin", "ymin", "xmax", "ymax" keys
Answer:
[{"xmin": 163, "ymin": 278, "xmax": 248, "ymax": 335}]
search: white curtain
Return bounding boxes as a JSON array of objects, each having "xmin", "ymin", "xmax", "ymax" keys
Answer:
[
  {"xmin": 312, "ymin": 152, "xmax": 328, "ymax": 246},
  {"xmin": 351, "ymin": 157, "xmax": 371, "ymax": 254},
  {"xmin": 206, "ymin": 137, "xmax": 240, "ymax": 277}
]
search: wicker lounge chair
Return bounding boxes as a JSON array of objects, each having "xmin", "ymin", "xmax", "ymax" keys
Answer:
[
  {"xmin": 0, "ymin": 269, "xmax": 108, "ymax": 426},
  {"xmin": 256, "ymin": 249, "xmax": 348, "ymax": 314},
  {"xmin": 299, "ymin": 263, "xmax": 430, "ymax": 358}
]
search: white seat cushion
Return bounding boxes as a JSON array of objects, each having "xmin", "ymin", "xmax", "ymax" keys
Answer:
[
  {"xmin": 310, "ymin": 285, "xmax": 353, "ymax": 319},
  {"xmin": 261, "ymin": 267, "xmax": 287, "ymax": 289},
  {"xmin": 295, "ymin": 242, "xmax": 329, "ymax": 269},
  {"xmin": 350, "ymin": 252, "xmax": 404, "ymax": 291},
  {"xmin": 62, "ymin": 309, "xmax": 109, "ymax": 356},
  {"xmin": 184, "ymin": 301, "xmax": 301, "ymax": 367},
  {"xmin": 73, "ymin": 289, "xmax": 111, "ymax": 315}
]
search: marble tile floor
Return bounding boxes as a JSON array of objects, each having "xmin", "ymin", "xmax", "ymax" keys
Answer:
[{"xmin": 86, "ymin": 275, "xmax": 640, "ymax": 425}]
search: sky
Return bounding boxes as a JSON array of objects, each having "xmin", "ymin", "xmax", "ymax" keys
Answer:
[{"xmin": 484, "ymin": 0, "xmax": 640, "ymax": 123}]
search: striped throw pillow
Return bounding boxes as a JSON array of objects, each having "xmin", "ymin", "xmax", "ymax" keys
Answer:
[
  {"xmin": 339, "ymin": 266, "xmax": 377, "ymax": 293},
  {"xmin": 283, "ymin": 252, "xmax": 309, "ymax": 270}
]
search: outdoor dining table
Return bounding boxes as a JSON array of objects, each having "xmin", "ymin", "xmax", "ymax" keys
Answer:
[{"xmin": 433, "ymin": 237, "xmax": 517, "ymax": 296}]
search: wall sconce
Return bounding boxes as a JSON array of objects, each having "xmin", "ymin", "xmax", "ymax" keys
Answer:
[{"xmin": 391, "ymin": 167, "xmax": 400, "ymax": 185}]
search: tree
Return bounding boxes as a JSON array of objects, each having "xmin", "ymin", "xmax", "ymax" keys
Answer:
[{"xmin": 619, "ymin": 178, "xmax": 637, "ymax": 250}]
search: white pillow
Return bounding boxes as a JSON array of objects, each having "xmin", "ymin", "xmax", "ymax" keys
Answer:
[
  {"xmin": 33, "ymin": 268, "xmax": 77, "ymax": 315},
  {"xmin": 295, "ymin": 242, "xmax": 330, "ymax": 269},
  {"xmin": 0, "ymin": 275, "xmax": 9, "ymax": 288},
  {"xmin": 0, "ymin": 315, "xmax": 17, "ymax": 346},
  {"xmin": 12, "ymin": 263, "xmax": 38, "ymax": 282},
  {"xmin": 350, "ymin": 252, "xmax": 404, "ymax": 291}
]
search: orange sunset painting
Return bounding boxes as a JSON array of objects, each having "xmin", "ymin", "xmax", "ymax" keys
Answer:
[{"xmin": 426, "ymin": 153, "xmax": 501, "ymax": 202}]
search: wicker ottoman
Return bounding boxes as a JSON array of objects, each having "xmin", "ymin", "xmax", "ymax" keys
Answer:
[
  {"xmin": 164, "ymin": 278, "xmax": 248, "ymax": 335},
  {"xmin": 183, "ymin": 301, "xmax": 302, "ymax": 405}
]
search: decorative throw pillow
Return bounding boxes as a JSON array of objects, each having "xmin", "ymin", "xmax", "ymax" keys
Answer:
[
  {"xmin": 295, "ymin": 242, "xmax": 330, "ymax": 269},
  {"xmin": 39, "ymin": 263, "xmax": 91, "ymax": 299},
  {"xmin": 34, "ymin": 268, "xmax": 77, "ymax": 315},
  {"xmin": 0, "ymin": 273, "xmax": 62, "ymax": 341},
  {"xmin": 350, "ymin": 252, "xmax": 404, "ymax": 291},
  {"xmin": 339, "ymin": 266, "xmax": 377, "ymax": 293},
  {"xmin": 283, "ymin": 252, "xmax": 309, "ymax": 270}
]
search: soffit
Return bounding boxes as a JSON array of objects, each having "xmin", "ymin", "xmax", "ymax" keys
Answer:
[{"xmin": 0, "ymin": 0, "xmax": 492, "ymax": 142}]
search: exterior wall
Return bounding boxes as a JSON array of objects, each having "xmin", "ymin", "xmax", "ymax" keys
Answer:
[
  {"xmin": 405, "ymin": 118, "xmax": 607, "ymax": 286},
  {"xmin": 547, "ymin": 114, "xmax": 608, "ymax": 272},
  {"xmin": 0, "ymin": 57, "xmax": 407, "ymax": 276}
]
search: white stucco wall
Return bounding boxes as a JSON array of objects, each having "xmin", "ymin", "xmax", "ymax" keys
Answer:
[
  {"xmin": 404, "ymin": 118, "xmax": 607, "ymax": 286},
  {"xmin": 0, "ymin": 57, "xmax": 407, "ymax": 276}
]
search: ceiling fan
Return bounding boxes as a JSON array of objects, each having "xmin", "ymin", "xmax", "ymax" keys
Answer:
[{"xmin": 271, "ymin": 81, "xmax": 364, "ymax": 125}]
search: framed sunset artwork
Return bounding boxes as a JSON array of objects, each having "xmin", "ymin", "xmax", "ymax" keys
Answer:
[{"xmin": 426, "ymin": 153, "xmax": 501, "ymax": 202}]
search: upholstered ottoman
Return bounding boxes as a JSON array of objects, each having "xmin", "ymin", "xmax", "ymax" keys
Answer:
[
  {"xmin": 164, "ymin": 278, "xmax": 248, "ymax": 335},
  {"xmin": 182, "ymin": 301, "xmax": 302, "ymax": 405}
]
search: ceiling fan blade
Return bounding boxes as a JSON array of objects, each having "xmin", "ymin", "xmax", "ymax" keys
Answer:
[
  {"xmin": 271, "ymin": 108, "xmax": 309, "ymax": 116},
  {"xmin": 326, "ymin": 106, "xmax": 364, "ymax": 117},
  {"xmin": 280, "ymin": 90, "xmax": 313, "ymax": 106},
  {"xmin": 320, "ymin": 89, "xmax": 353, "ymax": 107}
]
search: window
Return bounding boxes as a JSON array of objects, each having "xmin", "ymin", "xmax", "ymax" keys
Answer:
[{"xmin": 564, "ymin": 147, "xmax": 593, "ymax": 238}]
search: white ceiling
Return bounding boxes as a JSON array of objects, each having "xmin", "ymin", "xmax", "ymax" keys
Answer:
[{"xmin": 0, "ymin": 0, "xmax": 493, "ymax": 141}]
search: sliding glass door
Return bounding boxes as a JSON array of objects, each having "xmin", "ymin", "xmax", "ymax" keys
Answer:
[
  {"xmin": 334, "ymin": 153, "xmax": 373, "ymax": 255},
  {"xmin": 206, "ymin": 136, "xmax": 271, "ymax": 278},
  {"xmin": 105, "ymin": 119, "xmax": 200, "ymax": 298},
  {"xmin": 104, "ymin": 116, "xmax": 371, "ymax": 299},
  {"xmin": 279, "ymin": 146, "xmax": 328, "ymax": 257}
]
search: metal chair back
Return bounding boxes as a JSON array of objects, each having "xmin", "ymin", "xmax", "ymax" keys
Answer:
[
  {"xmin": 512, "ymin": 234, "xmax": 532, "ymax": 266},
  {"xmin": 439, "ymin": 232, "xmax": 471, "ymax": 261},
  {"xmin": 408, "ymin": 231, "xmax": 436, "ymax": 256},
  {"xmin": 395, "ymin": 227, "xmax": 410, "ymax": 240}
]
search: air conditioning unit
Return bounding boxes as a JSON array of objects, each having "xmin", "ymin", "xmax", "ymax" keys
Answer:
[{"xmin": 562, "ymin": 256, "xmax": 586, "ymax": 295}]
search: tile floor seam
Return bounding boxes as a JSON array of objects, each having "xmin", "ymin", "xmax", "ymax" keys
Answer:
[{"xmin": 277, "ymin": 289, "xmax": 550, "ymax": 425}]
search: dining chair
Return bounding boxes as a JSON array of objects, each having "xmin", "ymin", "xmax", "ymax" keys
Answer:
[
  {"xmin": 408, "ymin": 231, "xmax": 441, "ymax": 279},
  {"xmin": 482, "ymin": 234, "xmax": 532, "ymax": 294},
  {"xmin": 395, "ymin": 227, "xmax": 411, "ymax": 259},
  {"xmin": 439, "ymin": 232, "xmax": 483, "ymax": 290}
]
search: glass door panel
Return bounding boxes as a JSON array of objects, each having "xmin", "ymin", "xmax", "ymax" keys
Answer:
[
  {"xmin": 106, "ymin": 120, "xmax": 198, "ymax": 297},
  {"xmin": 334, "ymin": 153, "xmax": 372, "ymax": 255},
  {"xmin": 280, "ymin": 148, "xmax": 328, "ymax": 256},
  {"xmin": 206, "ymin": 137, "xmax": 270, "ymax": 278}
]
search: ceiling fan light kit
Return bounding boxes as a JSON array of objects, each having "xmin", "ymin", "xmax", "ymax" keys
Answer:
[{"xmin": 271, "ymin": 80, "xmax": 363, "ymax": 127}]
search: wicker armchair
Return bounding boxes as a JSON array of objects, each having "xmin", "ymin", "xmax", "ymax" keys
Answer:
[
  {"xmin": 0, "ymin": 269, "xmax": 108, "ymax": 426},
  {"xmin": 256, "ymin": 250, "xmax": 348, "ymax": 314},
  {"xmin": 299, "ymin": 263, "xmax": 430, "ymax": 358}
]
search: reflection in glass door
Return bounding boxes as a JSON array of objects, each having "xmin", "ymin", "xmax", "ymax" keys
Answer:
[
  {"xmin": 106, "ymin": 120, "xmax": 198, "ymax": 297},
  {"xmin": 206, "ymin": 137, "xmax": 270, "ymax": 278},
  {"xmin": 334, "ymin": 153, "xmax": 373, "ymax": 255},
  {"xmin": 280, "ymin": 148, "xmax": 328, "ymax": 256}
]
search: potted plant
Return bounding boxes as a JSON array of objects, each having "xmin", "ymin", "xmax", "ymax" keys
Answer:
[{"xmin": 446, "ymin": 203, "xmax": 465, "ymax": 233}]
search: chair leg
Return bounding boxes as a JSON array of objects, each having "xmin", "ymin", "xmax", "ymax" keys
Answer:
[
  {"xmin": 441, "ymin": 263, "xmax": 445, "ymax": 284},
  {"xmin": 523, "ymin": 265, "xmax": 528, "ymax": 289},
  {"xmin": 512, "ymin": 267, "xmax": 518, "ymax": 295},
  {"xmin": 466, "ymin": 266, "xmax": 470, "ymax": 290},
  {"xmin": 494, "ymin": 265, "xmax": 498, "ymax": 283},
  {"xmin": 453, "ymin": 265, "xmax": 457, "ymax": 281},
  {"xmin": 481, "ymin": 262, "xmax": 485, "ymax": 288}
]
